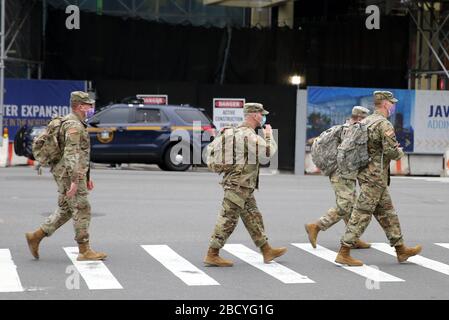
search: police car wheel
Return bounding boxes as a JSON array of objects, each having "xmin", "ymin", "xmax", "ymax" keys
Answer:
[{"xmin": 163, "ymin": 144, "xmax": 191, "ymax": 171}]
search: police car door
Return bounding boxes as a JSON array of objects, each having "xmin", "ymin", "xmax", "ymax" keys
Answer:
[
  {"xmin": 88, "ymin": 105, "xmax": 131, "ymax": 163},
  {"xmin": 127, "ymin": 107, "xmax": 171, "ymax": 162}
]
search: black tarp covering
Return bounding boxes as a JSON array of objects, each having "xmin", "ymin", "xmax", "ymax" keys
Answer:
[{"xmin": 44, "ymin": 7, "xmax": 409, "ymax": 88}]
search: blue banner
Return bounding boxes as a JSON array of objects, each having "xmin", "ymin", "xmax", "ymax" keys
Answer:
[
  {"xmin": 307, "ymin": 86, "xmax": 415, "ymax": 153},
  {"xmin": 2, "ymin": 79, "xmax": 86, "ymax": 139}
]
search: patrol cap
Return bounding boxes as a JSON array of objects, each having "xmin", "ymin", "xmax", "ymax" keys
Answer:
[
  {"xmin": 352, "ymin": 106, "xmax": 370, "ymax": 117},
  {"xmin": 373, "ymin": 91, "xmax": 398, "ymax": 103},
  {"xmin": 243, "ymin": 102, "xmax": 269, "ymax": 115},
  {"xmin": 70, "ymin": 91, "xmax": 95, "ymax": 105}
]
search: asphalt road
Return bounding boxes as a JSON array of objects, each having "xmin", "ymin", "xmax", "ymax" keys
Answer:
[{"xmin": 0, "ymin": 166, "xmax": 449, "ymax": 300}]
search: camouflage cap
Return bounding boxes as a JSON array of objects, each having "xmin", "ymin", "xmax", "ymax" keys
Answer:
[
  {"xmin": 352, "ymin": 106, "xmax": 370, "ymax": 117},
  {"xmin": 70, "ymin": 91, "xmax": 95, "ymax": 105},
  {"xmin": 243, "ymin": 102, "xmax": 269, "ymax": 115},
  {"xmin": 373, "ymin": 90, "xmax": 398, "ymax": 103}
]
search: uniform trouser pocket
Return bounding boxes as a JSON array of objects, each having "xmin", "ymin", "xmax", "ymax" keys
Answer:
[
  {"xmin": 209, "ymin": 189, "xmax": 268, "ymax": 249},
  {"xmin": 41, "ymin": 176, "xmax": 91, "ymax": 244}
]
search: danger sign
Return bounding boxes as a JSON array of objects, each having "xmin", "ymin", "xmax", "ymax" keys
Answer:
[
  {"xmin": 213, "ymin": 98, "xmax": 245, "ymax": 131},
  {"xmin": 137, "ymin": 94, "xmax": 168, "ymax": 105}
]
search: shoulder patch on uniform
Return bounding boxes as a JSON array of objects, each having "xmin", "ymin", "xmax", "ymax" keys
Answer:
[
  {"xmin": 385, "ymin": 128, "xmax": 395, "ymax": 137},
  {"xmin": 67, "ymin": 128, "xmax": 80, "ymax": 135}
]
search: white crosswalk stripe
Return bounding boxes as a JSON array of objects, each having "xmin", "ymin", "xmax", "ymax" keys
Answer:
[
  {"xmin": 0, "ymin": 249, "xmax": 24, "ymax": 292},
  {"xmin": 435, "ymin": 243, "xmax": 449, "ymax": 250},
  {"xmin": 223, "ymin": 244, "xmax": 315, "ymax": 284},
  {"xmin": 371, "ymin": 243, "xmax": 449, "ymax": 276},
  {"xmin": 292, "ymin": 243, "xmax": 405, "ymax": 282},
  {"xmin": 395, "ymin": 177, "xmax": 449, "ymax": 184},
  {"xmin": 141, "ymin": 245, "xmax": 220, "ymax": 286},
  {"xmin": 63, "ymin": 247, "xmax": 123, "ymax": 290}
]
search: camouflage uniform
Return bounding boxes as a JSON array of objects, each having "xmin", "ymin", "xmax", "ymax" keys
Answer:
[
  {"xmin": 317, "ymin": 106, "xmax": 370, "ymax": 231},
  {"xmin": 40, "ymin": 109, "xmax": 92, "ymax": 244},
  {"xmin": 341, "ymin": 110, "xmax": 405, "ymax": 248},
  {"xmin": 208, "ymin": 122, "xmax": 277, "ymax": 250},
  {"xmin": 318, "ymin": 123, "xmax": 358, "ymax": 230}
]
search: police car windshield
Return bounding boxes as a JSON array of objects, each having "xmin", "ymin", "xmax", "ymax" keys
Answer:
[{"xmin": 175, "ymin": 109, "xmax": 210, "ymax": 124}]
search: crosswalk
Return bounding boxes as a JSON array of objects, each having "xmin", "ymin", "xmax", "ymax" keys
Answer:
[
  {"xmin": 142, "ymin": 245, "xmax": 219, "ymax": 286},
  {"xmin": 0, "ymin": 249, "xmax": 24, "ymax": 292},
  {"xmin": 292, "ymin": 243, "xmax": 405, "ymax": 282},
  {"xmin": 63, "ymin": 247, "xmax": 123, "ymax": 290},
  {"xmin": 223, "ymin": 244, "xmax": 314, "ymax": 284},
  {"xmin": 371, "ymin": 243, "xmax": 449, "ymax": 276},
  {"xmin": 396, "ymin": 177, "xmax": 449, "ymax": 184},
  {"xmin": 0, "ymin": 243, "xmax": 449, "ymax": 293}
]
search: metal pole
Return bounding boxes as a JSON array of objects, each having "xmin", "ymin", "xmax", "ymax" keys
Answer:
[
  {"xmin": 0, "ymin": 0, "xmax": 5, "ymax": 147},
  {"xmin": 220, "ymin": 25, "xmax": 232, "ymax": 85},
  {"xmin": 295, "ymin": 88, "xmax": 307, "ymax": 176}
]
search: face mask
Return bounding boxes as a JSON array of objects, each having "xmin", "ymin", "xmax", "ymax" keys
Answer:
[
  {"xmin": 86, "ymin": 106, "xmax": 95, "ymax": 118},
  {"xmin": 388, "ymin": 104, "xmax": 396, "ymax": 117},
  {"xmin": 260, "ymin": 115, "xmax": 267, "ymax": 127}
]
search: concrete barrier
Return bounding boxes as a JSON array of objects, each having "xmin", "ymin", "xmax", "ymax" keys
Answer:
[
  {"xmin": 0, "ymin": 129, "xmax": 10, "ymax": 167},
  {"xmin": 389, "ymin": 155, "xmax": 410, "ymax": 175},
  {"xmin": 409, "ymin": 154, "xmax": 443, "ymax": 176}
]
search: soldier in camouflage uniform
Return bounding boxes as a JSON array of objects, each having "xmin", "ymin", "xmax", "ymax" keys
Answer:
[
  {"xmin": 204, "ymin": 103, "xmax": 287, "ymax": 267},
  {"xmin": 335, "ymin": 91, "xmax": 422, "ymax": 266},
  {"xmin": 25, "ymin": 91, "xmax": 107, "ymax": 261},
  {"xmin": 304, "ymin": 106, "xmax": 371, "ymax": 249}
]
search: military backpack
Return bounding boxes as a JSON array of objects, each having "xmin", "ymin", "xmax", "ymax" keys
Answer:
[
  {"xmin": 310, "ymin": 125, "xmax": 343, "ymax": 176},
  {"xmin": 32, "ymin": 116, "xmax": 68, "ymax": 166},
  {"xmin": 206, "ymin": 126, "xmax": 237, "ymax": 174},
  {"xmin": 336, "ymin": 117, "xmax": 384, "ymax": 175}
]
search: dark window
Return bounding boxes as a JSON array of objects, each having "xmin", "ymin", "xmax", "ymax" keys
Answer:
[
  {"xmin": 98, "ymin": 108, "xmax": 129, "ymax": 124},
  {"xmin": 135, "ymin": 109, "xmax": 165, "ymax": 123},
  {"xmin": 175, "ymin": 109, "xmax": 210, "ymax": 124}
]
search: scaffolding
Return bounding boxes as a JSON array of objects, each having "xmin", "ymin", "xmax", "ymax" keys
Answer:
[
  {"xmin": 46, "ymin": 0, "xmax": 247, "ymax": 27},
  {"xmin": 405, "ymin": 0, "xmax": 449, "ymax": 89}
]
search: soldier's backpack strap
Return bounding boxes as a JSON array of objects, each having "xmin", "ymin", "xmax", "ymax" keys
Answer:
[
  {"xmin": 364, "ymin": 115, "xmax": 385, "ymax": 129},
  {"xmin": 57, "ymin": 119, "xmax": 78, "ymax": 152},
  {"xmin": 365, "ymin": 116, "xmax": 387, "ymax": 171}
]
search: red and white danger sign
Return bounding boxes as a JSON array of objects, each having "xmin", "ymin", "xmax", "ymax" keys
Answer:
[
  {"xmin": 213, "ymin": 98, "xmax": 245, "ymax": 131},
  {"xmin": 137, "ymin": 94, "xmax": 168, "ymax": 105}
]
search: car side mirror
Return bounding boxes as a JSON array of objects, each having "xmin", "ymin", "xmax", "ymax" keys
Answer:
[{"xmin": 89, "ymin": 118, "xmax": 100, "ymax": 127}]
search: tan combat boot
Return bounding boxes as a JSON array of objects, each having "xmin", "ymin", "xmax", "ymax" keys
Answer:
[
  {"xmin": 77, "ymin": 242, "xmax": 107, "ymax": 261},
  {"xmin": 260, "ymin": 243, "xmax": 287, "ymax": 263},
  {"xmin": 203, "ymin": 248, "xmax": 233, "ymax": 267},
  {"xmin": 304, "ymin": 223, "xmax": 321, "ymax": 248},
  {"xmin": 395, "ymin": 244, "xmax": 422, "ymax": 263},
  {"xmin": 354, "ymin": 239, "xmax": 371, "ymax": 249},
  {"xmin": 335, "ymin": 245, "xmax": 363, "ymax": 266},
  {"xmin": 25, "ymin": 228, "xmax": 47, "ymax": 259}
]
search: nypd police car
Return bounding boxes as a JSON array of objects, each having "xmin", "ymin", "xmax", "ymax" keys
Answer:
[{"xmin": 14, "ymin": 101, "xmax": 215, "ymax": 171}]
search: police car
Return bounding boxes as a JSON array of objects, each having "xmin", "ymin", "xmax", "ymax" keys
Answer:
[{"xmin": 14, "ymin": 100, "xmax": 216, "ymax": 171}]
